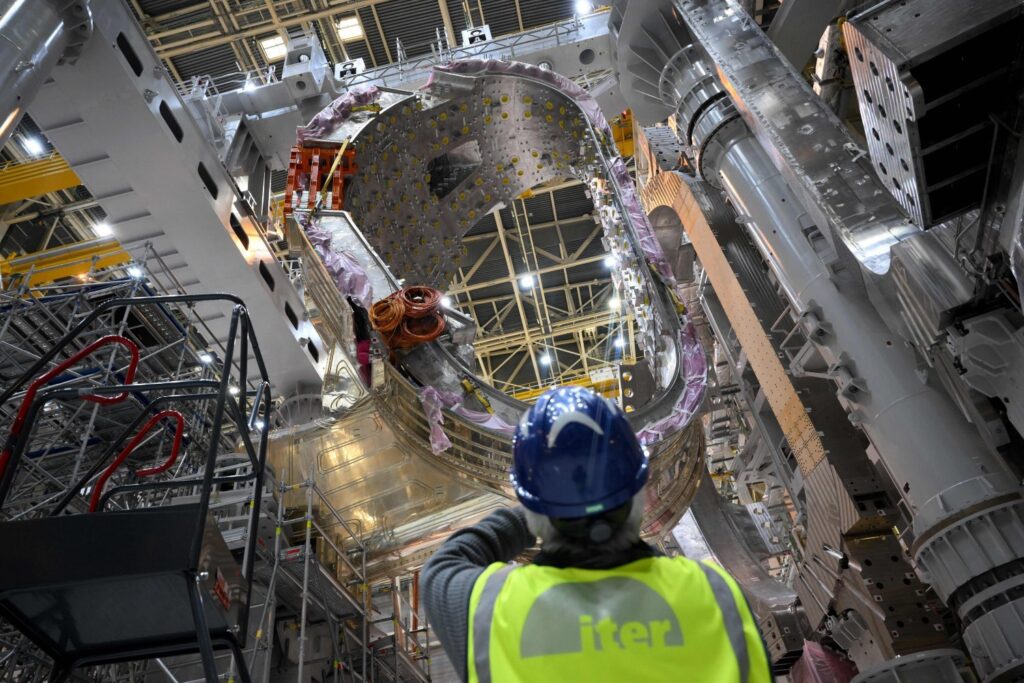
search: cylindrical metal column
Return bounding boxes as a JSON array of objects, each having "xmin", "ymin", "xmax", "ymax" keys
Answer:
[
  {"xmin": 715, "ymin": 135, "xmax": 1013, "ymax": 510},
  {"xmin": 611, "ymin": 0, "xmax": 1024, "ymax": 677},
  {"xmin": 0, "ymin": 0, "xmax": 92, "ymax": 149}
]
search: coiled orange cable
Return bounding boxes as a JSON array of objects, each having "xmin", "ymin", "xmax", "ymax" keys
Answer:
[
  {"xmin": 370, "ymin": 294, "xmax": 405, "ymax": 333},
  {"xmin": 395, "ymin": 313, "xmax": 446, "ymax": 348},
  {"xmin": 370, "ymin": 286, "xmax": 447, "ymax": 350},
  {"xmin": 401, "ymin": 286, "xmax": 442, "ymax": 319}
]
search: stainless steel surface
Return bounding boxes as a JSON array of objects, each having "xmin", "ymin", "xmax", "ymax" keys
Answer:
[
  {"xmin": 268, "ymin": 59, "xmax": 711, "ymax": 576},
  {"xmin": 0, "ymin": 0, "xmax": 91, "ymax": 149},
  {"xmin": 268, "ymin": 395, "xmax": 502, "ymax": 579},
  {"xmin": 621, "ymin": 0, "xmax": 1024, "ymax": 661},
  {"xmin": 843, "ymin": 0, "xmax": 1024, "ymax": 227},
  {"xmin": 716, "ymin": 134, "xmax": 1007, "ymax": 510},
  {"xmin": 671, "ymin": 0, "xmax": 920, "ymax": 275},
  {"xmin": 688, "ymin": 470, "xmax": 799, "ymax": 613}
]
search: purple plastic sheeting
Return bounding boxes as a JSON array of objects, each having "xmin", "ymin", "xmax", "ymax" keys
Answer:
[
  {"xmin": 454, "ymin": 406, "xmax": 516, "ymax": 435},
  {"xmin": 610, "ymin": 157, "xmax": 676, "ymax": 284},
  {"xmin": 304, "ymin": 224, "xmax": 373, "ymax": 308},
  {"xmin": 294, "ymin": 86, "xmax": 385, "ymax": 308},
  {"xmin": 789, "ymin": 641, "xmax": 858, "ymax": 683},
  {"xmin": 636, "ymin": 317, "xmax": 708, "ymax": 447},
  {"xmin": 297, "ymin": 85, "xmax": 382, "ymax": 143},
  {"xmin": 418, "ymin": 386, "xmax": 515, "ymax": 454},
  {"xmin": 419, "ymin": 386, "xmax": 454, "ymax": 454}
]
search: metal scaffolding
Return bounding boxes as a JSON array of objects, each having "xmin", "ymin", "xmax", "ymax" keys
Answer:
[{"xmin": 0, "ymin": 260, "xmax": 431, "ymax": 682}]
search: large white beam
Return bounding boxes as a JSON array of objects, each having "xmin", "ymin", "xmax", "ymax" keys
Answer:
[{"xmin": 28, "ymin": 1, "xmax": 324, "ymax": 395}]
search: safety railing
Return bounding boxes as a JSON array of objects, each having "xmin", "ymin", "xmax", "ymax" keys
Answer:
[
  {"xmin": 0, "ymin": 294, "xmax": 273, "ymax": 680},
  {"xmin": 376, "ymin": 361, "xmax": 514, "ymax": 492}
]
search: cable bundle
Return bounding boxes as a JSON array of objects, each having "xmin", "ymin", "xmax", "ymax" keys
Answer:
[{"xmin": 370, "ymin": 286, "xmax": 447, "ymax": 350}]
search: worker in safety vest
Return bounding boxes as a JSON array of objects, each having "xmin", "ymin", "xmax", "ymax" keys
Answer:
[{"xmin": 421, "ymin": 386, "xmax": 772, "ymax": 682}]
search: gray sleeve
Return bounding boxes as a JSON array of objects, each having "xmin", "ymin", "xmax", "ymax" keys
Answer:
[{"xmin": 420, "ymin": 506, "xmax": 534, "ymax": 682}]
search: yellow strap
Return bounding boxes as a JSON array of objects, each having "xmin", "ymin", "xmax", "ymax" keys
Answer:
[{"xmin": 315, "ymin": 137, "xmax": 351, "ymax": 210}]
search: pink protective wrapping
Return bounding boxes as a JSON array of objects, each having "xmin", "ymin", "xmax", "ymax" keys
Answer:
[
  {"xmin": 304, "ymin": 223, "xmax": 373, "ymax": 309},
  {"xmin": 297, "ymin": 85, "xmax": 382, "ymax": 143},
  {"xmin": 609, "ymin": 157, "xmax": 676, "ymax": 284},
  {"xmin": 636, "ymin": 319, "xmax": 707, "ymax": 446},
  {"xmin": 419, "ymin": 386, "xmax": 453, "ymax": 454},
  {"xmin": 419, "ymin": 386, "xmax": 515, "ymax": 454},
  {"xmin": 789, "ymin": 641, "xmax": 859, "ymax": 683},
  {"xmin": 296, "ymin": 87, "xmax": 384, "ymax": 309}
]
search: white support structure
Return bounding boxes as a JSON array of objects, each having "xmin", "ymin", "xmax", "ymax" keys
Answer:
[{"xmin": 27, "ymin": 0, "xmax": 324, "ymax": 395}]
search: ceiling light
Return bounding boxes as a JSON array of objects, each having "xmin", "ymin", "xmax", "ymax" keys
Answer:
[
  {"xmin": 440, "ymin": 295, "xmax": 452, "ymax": 308},
  {"xmin": 575, "ymin": 0, "xmax": 593, "ymax": 15},
  {"xmin": 243, "ymin": 79, "xmax": 257, "ymax": 92},
  {"xmin": 93, "ymin": 222, "xmax": 113, "ymax": 237},
  {"xmin": 127, "ymin": 265, "xmax": 143, "ymax": 279},
  {"xmin": 539, "ymin": 352, "xmax": 551, "ymax": 366},
  {"xmin": 518, "ymin": 274, "xmax": 535, "ymax": 290},
  {"xmin": 23, "ymin": 136, "xmax": 44, "ymax": 156},
  {"xmin": 259, "ymin": 35, "xmax": 287, "ymax": 62},
  {"xmin": 229, "ymin": 385, "xmax": 240, "ymax": 396},
  {"xmin": 604, "ymin": 254, "xmax": 617, "ymax": 268},
  {"xmin": 608, "ymin": 296, "xmax": 621, "ymax": 309},
  {"xmin": 614, "ymin": 336, "xmax": 625, "ymax": 349},
  {"xmin": 199, "ymin": 352, "xmax": 214, "ymax": 364},
  {"xmin": 335, "ymin": 15, "xmax": 364, "ymax": 42}
]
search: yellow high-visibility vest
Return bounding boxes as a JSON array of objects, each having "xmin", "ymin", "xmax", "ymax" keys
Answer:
[{"xmin": 467, "ymin": 556, "xmax": 771, "ymax": 682}]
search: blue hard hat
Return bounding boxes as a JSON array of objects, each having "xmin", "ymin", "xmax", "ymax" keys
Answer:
[{"xmin": 511, "ymin": 386, "xmax": 649, "ymax": 518}]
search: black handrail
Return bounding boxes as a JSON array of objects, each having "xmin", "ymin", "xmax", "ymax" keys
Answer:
[{"xmin": 0, "ymin": 295, "xmax": 273, "ymax": 663}]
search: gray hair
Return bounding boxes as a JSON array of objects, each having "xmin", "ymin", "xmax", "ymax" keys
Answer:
[{"xmin": 524, "ymin": 489, "xmax": 646, "ymax": 554}]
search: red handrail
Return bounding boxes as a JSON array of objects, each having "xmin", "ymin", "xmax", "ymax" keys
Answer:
[
  {"xmin": 88, "ymin": 409, "xmax": 185, "ymax": 512},
  {"xmin": 0, "ymin": 335, "xmax": 140, "ymax": 482}
]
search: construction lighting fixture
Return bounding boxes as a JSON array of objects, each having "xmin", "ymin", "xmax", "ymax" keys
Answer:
[
  {"xmin": 539, "ymin": 352, "xmax": 552, "ymax": 366},
  {"xmin": 229, "ymin": 386, "xmax": 240, "ymax": 396},
  {"xmin": 575, "ymin": 0, "xmax": 593, "ymax": 15},
  {"xmin": 243, "ymin": 79, "xmax": 257, "ymax": 92},
  {"xmin": 614, "ymin": 336, "xmax": 625, "ymax": 348},
  {"xmin": 259, "ymin": 35, "xmax": 288, "ymax": 63},
  {"xmin": 253, "ymin": 419, "xmax": 266, "ymax": 430},
  {"xmin": 127, "ymin": 265, "xmax": 143, "ymax": 279},
  {"xmin": 23, "ymin": 136, "xmax": 44, "ymax": 156},
  {"xmin": 199, "ymin": 352, "xmax": 214, "ymax": 364},
  {"xmin": 335, "ymin": 15, "xmax": 365, "ymax": 42},
  {"xmin": 440, "ymin": 295, "xmax": 453, "ymax": 308},
  {"xmin": 93, "ymin": 222, "xmax": 113, "ymax": 237},
  {"xmin": 604, "ymin": 254, "xmax": 617, "ymax": 268},
  {"xmin": 608, "ymin": 296, "xmax": 621, "ymax": 309},
  {"xmin": 518, "ymin": 273, "xmax": 536, "ymax": 290}
]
